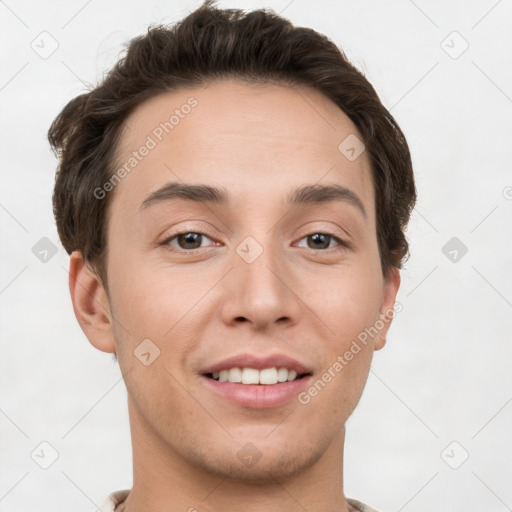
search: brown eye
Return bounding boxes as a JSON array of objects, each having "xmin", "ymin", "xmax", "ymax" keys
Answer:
[
  {"xmin": 166, "ymin": 232, "xmax": 213, "ymax": 250},
  {"xmin": 296, "ymin": 233, "xmax": 345, "ymax": 250}
]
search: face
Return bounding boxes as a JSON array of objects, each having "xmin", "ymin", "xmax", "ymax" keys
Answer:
[{"xmin": 76, "ymin": 79, "xmax": 399, "ymax": 483}]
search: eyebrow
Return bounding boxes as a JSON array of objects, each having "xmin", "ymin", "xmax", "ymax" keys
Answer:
[{"xmin": 139, "ymin": 182, "xmax": 367, "ymax": 219}]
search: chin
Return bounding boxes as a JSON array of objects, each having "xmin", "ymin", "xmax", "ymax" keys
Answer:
[{"xmin": 186, "ymin": 440, "xmax": 325, "ymax": 485}]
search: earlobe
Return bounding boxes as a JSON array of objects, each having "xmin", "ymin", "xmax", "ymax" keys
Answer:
[
  {"xmin": 68, "ymin": 251, "xmax": 116, "ymax": 353},
  {"xmin": 373, "ymin": 267, "xmax": 401, "ymax": 351}
]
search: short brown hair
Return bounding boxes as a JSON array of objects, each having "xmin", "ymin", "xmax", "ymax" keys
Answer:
[{"xmin": 48, "ymin": 0, "xmax": 416, "ymax": 285}]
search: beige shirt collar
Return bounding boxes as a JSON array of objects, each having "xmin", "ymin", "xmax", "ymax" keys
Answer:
[{"xmin": 94, "ymin": 490, "xmax": 382, "ymax": 512}]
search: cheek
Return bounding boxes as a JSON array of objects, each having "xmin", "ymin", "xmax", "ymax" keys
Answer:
[
  {"xmin": 313, "ymin": 264, "xmax": 383, "ymax": 339},
  {"xmin": 108, "ymin": 254, "xmax": 208, "ymax": 336},
  {"xmin": 305, "ymin": 263, "xmax": 382, "ymax": 395},
  {"xmin": 108, "ymin": 263, "xmax": 204, "ymax": 426},
  {"xmin": 299, "ymin": 329, "xmax": 374, "ymax": 425},
  {"xmin": 107, "ymin": 255, "xmax": 218, "ymax": 389}
]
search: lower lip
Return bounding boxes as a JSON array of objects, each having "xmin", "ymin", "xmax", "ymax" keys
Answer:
[{"xmin": 200, "ymin": 375, "xmax": 313, "ymax": 409}]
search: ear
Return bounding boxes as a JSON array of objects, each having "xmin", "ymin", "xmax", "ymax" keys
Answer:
[
  {"xmin": 373, "ymin": 267, "xmax": 401, "ymax": 351},
  {"xmin": 68, "ymin": 251, "xmax": 116, "ymax": 353}
]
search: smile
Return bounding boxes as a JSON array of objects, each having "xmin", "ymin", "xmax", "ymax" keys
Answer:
[{"xmin": 207, "ymin": 367, "xmax": 307, "ymax": 385}]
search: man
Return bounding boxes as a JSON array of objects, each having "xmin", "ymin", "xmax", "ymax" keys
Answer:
[{"xmin": 48, "ymin": 1, "xmax": 416, "ymax": 511}]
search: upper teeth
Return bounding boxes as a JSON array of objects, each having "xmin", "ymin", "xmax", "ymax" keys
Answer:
[{"xmin": 212, "ymin": 367, "xmax": 299, "ymax": 385}]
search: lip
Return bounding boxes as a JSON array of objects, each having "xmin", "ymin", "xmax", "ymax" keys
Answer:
[
  {"xmin": 200, "ymin": 374, "xmax": 313, "ymax": 408},
  {"xmin": 200, "ymin": 352, "xmax": 312, "ymax": 375},
  {"xmin": 199, "ymin": 352, "xmax": 313, "ymax": 409}
]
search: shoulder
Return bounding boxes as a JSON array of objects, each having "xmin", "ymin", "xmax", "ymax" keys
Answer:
[
  {"xmin": 347, "ymin": 497, "xmax": 383, "ymax": 512},
  {"xmin": 92, "ymin": 489, "xmax": 130, "ymax": 512},
  {"xmin": 93, "ymin": 491, "xmax": 378, "ymax": 512}
]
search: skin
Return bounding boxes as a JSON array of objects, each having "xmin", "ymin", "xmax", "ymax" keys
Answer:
[{"xmin": 69, "ymin": 79, "xmax": 400, "ymax": 512}]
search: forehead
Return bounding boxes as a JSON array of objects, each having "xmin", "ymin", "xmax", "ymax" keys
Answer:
[{"xmin": 112, "ymin": 79, "xmax": 375, "ymax": 221}]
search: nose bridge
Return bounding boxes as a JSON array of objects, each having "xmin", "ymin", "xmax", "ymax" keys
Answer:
[{"xmin": 221, "ymin": 232, "xmax": 301, "ymax": 329}]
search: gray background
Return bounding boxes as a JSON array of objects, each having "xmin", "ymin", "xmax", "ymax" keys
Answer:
[{"xmin": 1, "ymin": 0, "xmax": 511, "ymax": 510}]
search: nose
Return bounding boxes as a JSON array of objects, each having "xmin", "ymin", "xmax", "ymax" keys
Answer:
[{"xmin": 218, "ymin": 237, "xmax": 303, "ymax": 332}]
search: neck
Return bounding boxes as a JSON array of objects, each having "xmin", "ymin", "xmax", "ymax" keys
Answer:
[{"xmin": 120, "ymin": 395, "xmax": 353, "ymax": 512}]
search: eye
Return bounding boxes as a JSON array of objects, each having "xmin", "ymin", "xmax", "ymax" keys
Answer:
[
  {"xmin": 296, "ymin": 233, "xmax": 345, "ymax": 250},
  {"xmin": 162, "ymin": 231, "xmax": 346, "ymax": 252},
  {"xmin": 164, "ymin": 232, "xmax": 215, "ymax": 251}
]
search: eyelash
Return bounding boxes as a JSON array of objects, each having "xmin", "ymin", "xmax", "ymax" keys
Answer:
[{"xmin": 161, "ymin": 230, "xmax": 348, "ymax": 253}]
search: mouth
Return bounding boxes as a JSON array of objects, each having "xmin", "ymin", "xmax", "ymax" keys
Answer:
[
  {"xmin": 199, "ymin": 353, "xmax": 314, "ymax": 408},
  {"xmin": 205, "ymin": 367, "xmax": 311, "ymax": 385}
]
